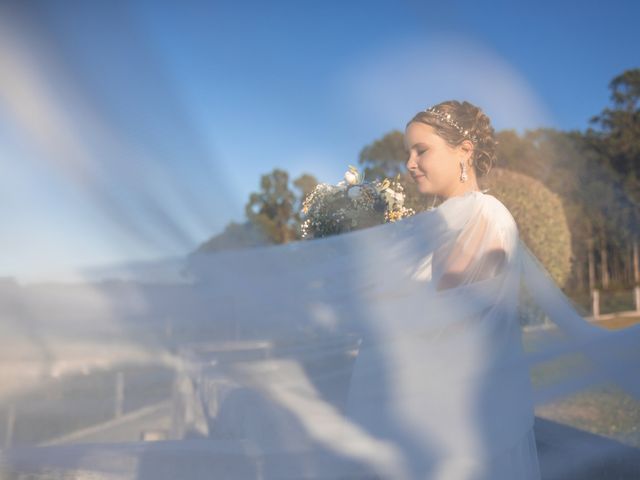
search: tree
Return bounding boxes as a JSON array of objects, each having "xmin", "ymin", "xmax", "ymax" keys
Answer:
[
  {"xmin": 358, "ymin": 130, "xmax": 407, "ymax": 180},
  {"xmin": 580, "ymin": 68, "xmax": 640, "ymax": 291},
  {"xmin": 196, "ymin": 170, "xmax": 318, "ymax": 252},
  {"xmin": 244, "ymin": 169, "xmax": 319, "ymax": 245},
  {"xmin": 493, "ymin": 126, "xmax": 639, "ymax": 291},
  {"xmin": 245, "ymin": 169, "xmax": 297, "ymax": 244},
  {"xmin": 586, "ymin": 68, "xmax": 640, "ymax": 205}
]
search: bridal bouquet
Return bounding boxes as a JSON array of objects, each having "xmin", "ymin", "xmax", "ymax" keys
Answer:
[{"xmin": 300, "ymin": 165, "xmax": 415, "ymax": 239}]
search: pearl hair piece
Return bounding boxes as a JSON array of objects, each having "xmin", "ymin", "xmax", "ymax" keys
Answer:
[{"xmin": 424, "ymin": 106, "xmax": 479, "ymax": 143}]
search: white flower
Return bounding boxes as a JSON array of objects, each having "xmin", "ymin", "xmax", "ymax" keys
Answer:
[
  {"xmin": 348, "ymin": 186, "xmax": 362, "ymax": 199},
  {"xmin": 383, "ymin": 190, "xmax": 393, "ymax": 202},
  {"xmin": 384, "ymin": 188, "xmax": 404, "ymax": 206},
  {"xmin": 344, "ymin": 171, "xmax": 359, "ymax": 185}
]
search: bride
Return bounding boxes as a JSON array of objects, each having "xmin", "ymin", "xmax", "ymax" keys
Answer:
[{"xmin": 337, "ymin": 100, "xmax": 543, "ymax": 479}]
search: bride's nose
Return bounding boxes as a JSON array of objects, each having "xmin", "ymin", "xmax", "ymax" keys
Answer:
[{"xmin": 406, "ymin": 152, "xmax": 416, "ymax": 170}]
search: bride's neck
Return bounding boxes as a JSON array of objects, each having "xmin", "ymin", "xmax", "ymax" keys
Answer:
[{"xmin": 440, "ymin": 180, "xmax": 481, "ymax": 200}]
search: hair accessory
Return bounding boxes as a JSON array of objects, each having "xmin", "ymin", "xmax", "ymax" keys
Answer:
[{"xmin": 424, "ymin": 106, "xmax": 478, "ymax": 143}]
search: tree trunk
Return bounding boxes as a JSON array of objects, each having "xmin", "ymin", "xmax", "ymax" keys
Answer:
[
  {"xmin": 588, "ymin": 237, "xmax": 597, "ymax": 291},
  {"xmin": 611, "ymin": 251, "xmax": 620, "ymax": 285},
  {"xmin": 575, "ymin": 257, "xmax": 585, "ymax": 291},
  {"xmin": 631, "ymin": 243, "xmax": 636, "ymax": 285},
  {"xmin": 634, "ymin": 236, "xmax": 639, "ymax": 285},
  {"xmin": 600, "ymin": 232, "xmax": 610, "ymax": 289}
]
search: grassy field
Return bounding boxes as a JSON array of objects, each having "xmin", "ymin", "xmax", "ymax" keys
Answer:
[
  {"xmin": 568, "ymin": 289, "xmax": 638, "ymax": 316},
  {"xmin": 525, "ymin": 315, "xmax": 640, "ymax": 448}
]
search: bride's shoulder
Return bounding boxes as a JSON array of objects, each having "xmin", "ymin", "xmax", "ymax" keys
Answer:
[
  {"xmin": 481, "ymin": 191, "xmax": 509, "ymax": 210},
  {"xmin": 479, "ymin": 192, "xmax": 518, "ymax": 230}
]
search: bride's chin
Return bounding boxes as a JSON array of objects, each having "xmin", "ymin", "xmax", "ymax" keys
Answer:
[{"xmin": 417, "ymin": 183, "xmax": 434, "ymax": 196}]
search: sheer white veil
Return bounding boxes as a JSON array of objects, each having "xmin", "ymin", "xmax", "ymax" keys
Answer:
[{"xmin": 2, "ymin": 189, "xmax": 639, "ymax": 479}]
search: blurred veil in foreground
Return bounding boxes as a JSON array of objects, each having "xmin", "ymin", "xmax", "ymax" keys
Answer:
[{"xmin": 1, "ymin": 2, "xmax": 639, "ymax": 480}]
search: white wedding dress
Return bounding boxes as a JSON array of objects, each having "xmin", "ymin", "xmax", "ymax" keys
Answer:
[
  {"xmin": 316, "ymin": 190, "xmax": 541, "ymax": 479},
  {"xmin": 1, "ymin": 190, "xmax": 639, "ymax": 480}
]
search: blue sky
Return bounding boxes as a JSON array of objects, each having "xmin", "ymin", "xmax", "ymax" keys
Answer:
[{"xmin": 0, "ymin": 0, "xmax": 638, "ymax": 282}]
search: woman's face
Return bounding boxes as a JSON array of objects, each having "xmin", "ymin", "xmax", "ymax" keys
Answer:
[{"xmin": 404, "ymin": 122, "xmax": 465, "ymax": 197}]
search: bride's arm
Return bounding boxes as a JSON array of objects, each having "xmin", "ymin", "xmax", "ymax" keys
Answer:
[{"xmin": 434, "ymin": 212, "xmax": 508, "ymax": 292}]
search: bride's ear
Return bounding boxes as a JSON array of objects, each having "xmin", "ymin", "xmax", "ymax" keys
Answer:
[{"xmin": 458, "ymin": 139, "xmax": 475, "ymax": 163}]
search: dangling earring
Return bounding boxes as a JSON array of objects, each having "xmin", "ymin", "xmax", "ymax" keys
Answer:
[{"xmin": 459, "ymin": 160, "xmax": 468, "ymax": 183}]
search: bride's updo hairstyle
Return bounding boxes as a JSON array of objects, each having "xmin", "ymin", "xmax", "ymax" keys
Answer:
[{"xmin": 406, "ymin": 100, "xmax": 497, "ymax": 177}]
